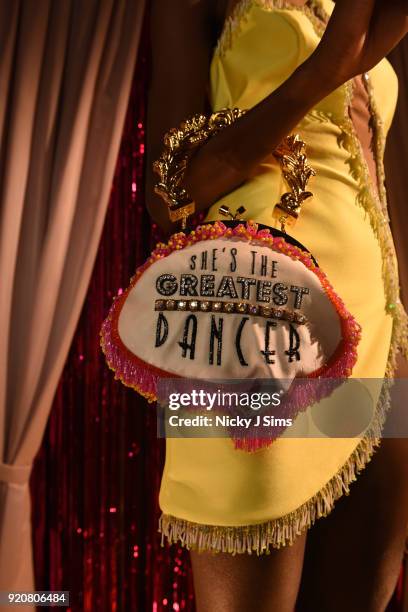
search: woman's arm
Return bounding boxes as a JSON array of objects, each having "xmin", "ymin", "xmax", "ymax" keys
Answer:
[
  {"xmin": 145, "ymin": 0, "xmax": 225, "ymax": 233},
  {"xmin": 147, "ymin": 0, "xmax": 408, "ymax": 233},
  {"xmin": 385, "ymin": 39, "xmax": 408, "ymax": 311}
]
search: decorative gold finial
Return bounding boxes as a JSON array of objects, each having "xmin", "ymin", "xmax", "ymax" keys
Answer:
[{"xmin": 272, "ymin": 135, "xmax": 316, "ymax": 232}]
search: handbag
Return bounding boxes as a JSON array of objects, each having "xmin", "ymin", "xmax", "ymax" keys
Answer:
[{"xmin": 100, "ymin": 109, "xmax": 361, "ymax": 447}]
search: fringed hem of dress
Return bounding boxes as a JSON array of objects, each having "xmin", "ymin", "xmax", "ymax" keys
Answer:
[{"xmin": 158, "ymin": 373, "xmax": 395, "ymax": 555}]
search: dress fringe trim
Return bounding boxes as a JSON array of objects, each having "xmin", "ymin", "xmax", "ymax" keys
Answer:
[
  {"xmin": 335, "ymin": 78, "xmax": 408, "ymax": 365},
  {"xmin": 300, "ymin": 85, "xmax": 408, "ymax": 366},
  {"xmin": 158, "ymin": 376, "xmax": 394, "ymax": 555}
]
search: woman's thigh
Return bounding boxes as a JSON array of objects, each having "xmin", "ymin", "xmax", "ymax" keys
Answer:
[
  {"xmin": 296, "ymin": 437, "xmax": 408, "ymax": 612},
  {"xmin": 190, "ymin": 531, "xmax": 307, "ymax": 612},
  {"xmin": 189, "ymin": 437, "xmax": 408, "ymax": 612}
]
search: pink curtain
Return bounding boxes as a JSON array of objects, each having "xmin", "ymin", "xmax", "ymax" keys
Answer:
[{"xmin": 0, "ymin": 0, "xmax": 145, "ymax": 598}]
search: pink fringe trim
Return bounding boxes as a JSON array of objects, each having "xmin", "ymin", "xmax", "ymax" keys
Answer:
[{"xmin": 100, "ymin": 221, "xmax": 362, "ymax": 449}]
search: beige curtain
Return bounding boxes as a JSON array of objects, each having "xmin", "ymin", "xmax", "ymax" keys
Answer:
[
  {"xmin": 385, "ymin": 39, "xmax": 408, "ymax": 611},
  {"xmin": 0, "ymin": 0, "xmax": 145, "ymax": 599}
]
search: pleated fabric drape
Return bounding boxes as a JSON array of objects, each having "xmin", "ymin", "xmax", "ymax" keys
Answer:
[{"xmin": 0, "ymin": 0, "xmax": 145, "ymax": 598}]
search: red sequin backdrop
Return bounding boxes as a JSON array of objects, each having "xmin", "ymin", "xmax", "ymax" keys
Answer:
[{"xmin": 29, "ymin": 18, "xmax": 405, "ymax": 612}]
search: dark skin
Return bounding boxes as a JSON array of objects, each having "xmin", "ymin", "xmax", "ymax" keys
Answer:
[{"xmin": 147, "ymin": 1, "xmax": 408, "ymax": 609}]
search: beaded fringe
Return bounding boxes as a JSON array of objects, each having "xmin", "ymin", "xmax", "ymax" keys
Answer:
[
  {"xmin": 335, "ymin": 88, "xmax": 408, "ymax": 366},
  {"xmin": 158, "ymin": 332, "xmax": 405, "ymax": 554},
  {"xmin": 158, "ymin": 377, "xmax": 394, "ymax": 555},
  {"xmin": 298, "ymin": 84, "xmax": 408, "ymax": 369}
]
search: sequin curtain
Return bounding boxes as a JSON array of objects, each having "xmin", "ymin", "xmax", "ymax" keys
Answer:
[{"xmin": 29, "ymin": 19, "xmax": 195, "ymax": 612}]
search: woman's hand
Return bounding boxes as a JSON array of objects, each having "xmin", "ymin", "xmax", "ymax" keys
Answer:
[
  {"xmin": 147, "ymin": 0, "xmax": 408, "ymax": 231},
  {"xmin": 311, "ymin": 0, "xmax": 408, "ymax": 87}
]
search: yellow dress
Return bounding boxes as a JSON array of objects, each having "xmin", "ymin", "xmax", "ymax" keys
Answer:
[{"xmin": 158, "ymin": 0, "xmax": 408, "ymax": 553}]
